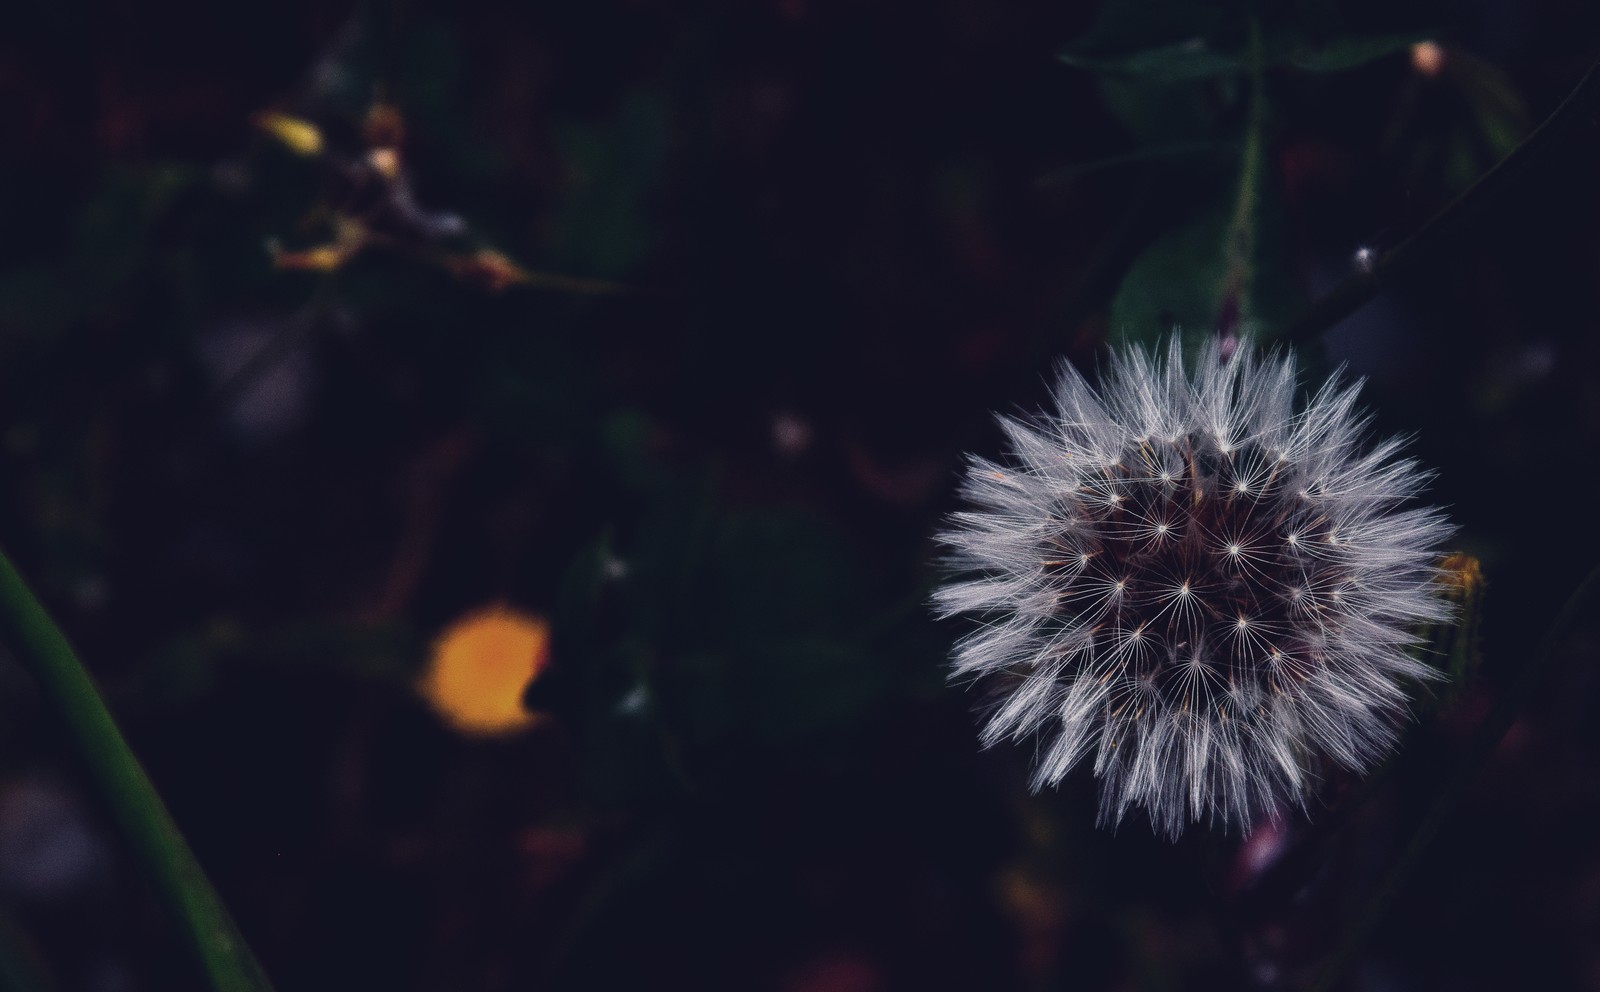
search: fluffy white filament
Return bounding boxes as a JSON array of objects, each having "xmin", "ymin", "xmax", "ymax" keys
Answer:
[{"xmin": 934, "ymin": 339, "xmax": 1454, "ymax": 838}]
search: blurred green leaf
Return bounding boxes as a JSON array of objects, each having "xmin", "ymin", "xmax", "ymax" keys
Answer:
[
  {"xmin": 703, "ymin": 510, "xmax": 865, "ymax": 641},
  {"xmin": 1282, "ymin": 33, "xmax": 1426, "ymax": 73},
  {"xmin": 1452, "ymin": 50, "xmax": 1534, "ymax": 159},
  {"xmin": 1095, "ymin": 75, "xmax": 1230, "ymax": 145},
  {"xmin": 1107, "ymin": 130, "xmax": 1300, "ymax": 349},
  {"xmin": 1064, "ymin": 0, "xmax": 1234, "ymax": 59},
  {"xmin": 544, "ymin": 90, "xmax": 669, "ymax": 277},
  {"xmin": 138, "ymin": 618, "xmax": 420, "ymax": 709},
  {"xmin": 577, "ymin": 498, "xmax": 895, "ymax": 800},
  {"xmin": 1061, "ymin": 41, "xmax": 1244, "ymax": 82},
  {"xmin": 0, "ymin": 165, "xmax": 197, "ymax": 338},
  {"xmin": 556, "ymin": 529, "xmax": 618, "ymax": 637},
  {"xmin": 738, "ymin": 639, "xmax": 887, "ymax": 744},
  {"xmin": 1039, "ymin": 139, "xmax": 1239, "ymax": 185},
  {"xmin": 1064, "ymin": 33, "xmax": 1425, "ymax": 82},
  {"xmin": 1106, "ymin": 205, "xmax": 1231, "ymax": 351}
]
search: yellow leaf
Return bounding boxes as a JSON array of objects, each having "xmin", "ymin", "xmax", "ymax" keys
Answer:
[
  {"xmin": 270, "ymin": 244, "xmax": 349, "ymax": 271},
  {"xmin": 445, "ymin": 248, "xmax": 532, "ymax": 292},
  {"xmin": 269, "ymin": 217, "xmax": 367, "ymax": 272},
  {"xmin": 255, "ymin": 111, "xmax": 324, "ymax": 156}
]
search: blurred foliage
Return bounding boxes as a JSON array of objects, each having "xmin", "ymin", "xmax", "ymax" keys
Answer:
[
  {"xmin": 0, "ymin": 0, "xmax": 1598, "ymax": 990},
  {"xmin": 1064, "ymin": 0, "xmax": 1535, "ymax": 353}
]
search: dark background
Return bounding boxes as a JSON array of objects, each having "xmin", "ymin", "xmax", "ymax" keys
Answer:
[{"xmin": 2, "ymin": 0, "xmax": 1599, "ymax": 989}]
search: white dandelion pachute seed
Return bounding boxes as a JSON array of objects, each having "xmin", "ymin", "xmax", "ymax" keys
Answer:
[{"xmin": 933, "ymin": 339, "xmax": 1455, "ymax": 839}]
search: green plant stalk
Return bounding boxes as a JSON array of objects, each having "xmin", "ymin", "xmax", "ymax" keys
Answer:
[
  {"xmin": 1217, "ymin": 17, "xmax": 1266, "ymax": 331},
  {"xmin": 0, "ymin": 547, "xmax": 275, "ymax": 992}
]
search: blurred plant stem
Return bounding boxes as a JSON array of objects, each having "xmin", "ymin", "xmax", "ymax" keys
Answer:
[
  {"xmin": 1284, "ymin": 58, "xmax": 1600, "ymax": 346},
  {"xmin": 1217, "ymin": 17, "xmax": 1265, "ymax": 334},
  {"xmin": 1307, "ymin": 560, "xmax": 1600, "ymax": 992},
  {"xmin": 0, "ymin": 548, "xmax": 275, "ymax": 992}
]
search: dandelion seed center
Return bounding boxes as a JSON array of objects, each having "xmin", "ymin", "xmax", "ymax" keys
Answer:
[{"xmin": 1030, "ymin": 422, "xmax": 1368, "ymax": 720}]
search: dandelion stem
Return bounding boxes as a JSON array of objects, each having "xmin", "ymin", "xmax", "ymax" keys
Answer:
[
  {"xmin": 1306, "ymin": 560, "xmax": 1600, "ymax": 992},
  {"xmin": 1283, "ymin": 58, "xmax": 1600, "ymax": 346},
  {"xmin": 1217, "ymin": 17, "xmax": 1266, "ymax": 335},
  {"xmin": 0, "ymin": 546, "xmax": 276, "ymax": 992}
]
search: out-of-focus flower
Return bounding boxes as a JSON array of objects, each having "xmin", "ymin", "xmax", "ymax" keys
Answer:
[
  {"xmin": 419, "ymin": 605, "xmax": 551, "ymax": 736},
  {"xmin": 1428, "ymin": 552, "xmax": 1485, "ymax": 696},
  {"xmin": 934, "ymin": 339, "xmax": 1455, "ymax": 837},
  {"xmin": 1437, "ymin": 552, "xmax": 1483, "ymax": 596}
]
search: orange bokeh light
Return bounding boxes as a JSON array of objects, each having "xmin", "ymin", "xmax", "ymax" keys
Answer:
[
  {"xmin": 1410, "ymin": 40, "xmax": 1446, "ymax": 78},
  {"xmin": 419, "ymin": 605, "xmax": 551, "ymax": 736}
]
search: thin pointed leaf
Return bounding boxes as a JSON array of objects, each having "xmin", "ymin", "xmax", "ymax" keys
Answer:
[
  {"xmin": 1281, "ymin": 33, "xmax": 1431, "ymax": 73},
  {"xmin": 1060, "ymin": 40, "xmax": 1244, "ymax": 82},
  {"xmin": 0, "ymin": 548, "xmax": 275, "ymax": 992}
]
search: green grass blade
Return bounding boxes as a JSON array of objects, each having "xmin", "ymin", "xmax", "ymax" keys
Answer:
[{"xmin": 0, "ymin": 547, "xmax": 275, "ymax": 992}]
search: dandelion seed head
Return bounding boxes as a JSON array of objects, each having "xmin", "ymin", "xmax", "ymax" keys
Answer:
[{"xmin": 934, "ymin": 339, "xmax": 1454, "ymax": 838}]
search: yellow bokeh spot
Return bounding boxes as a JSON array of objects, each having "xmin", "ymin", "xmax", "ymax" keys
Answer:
[
  {"xmin": 367, "ymin": 146, "xmax": 402, "ymax": 181},
  {"xmin": 254, "ymin": 111, "xmax": 325, "ymax": 156},
  {"xmin": 420, "ymin": 606, "xmax": 551, "ymax": 736}
]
